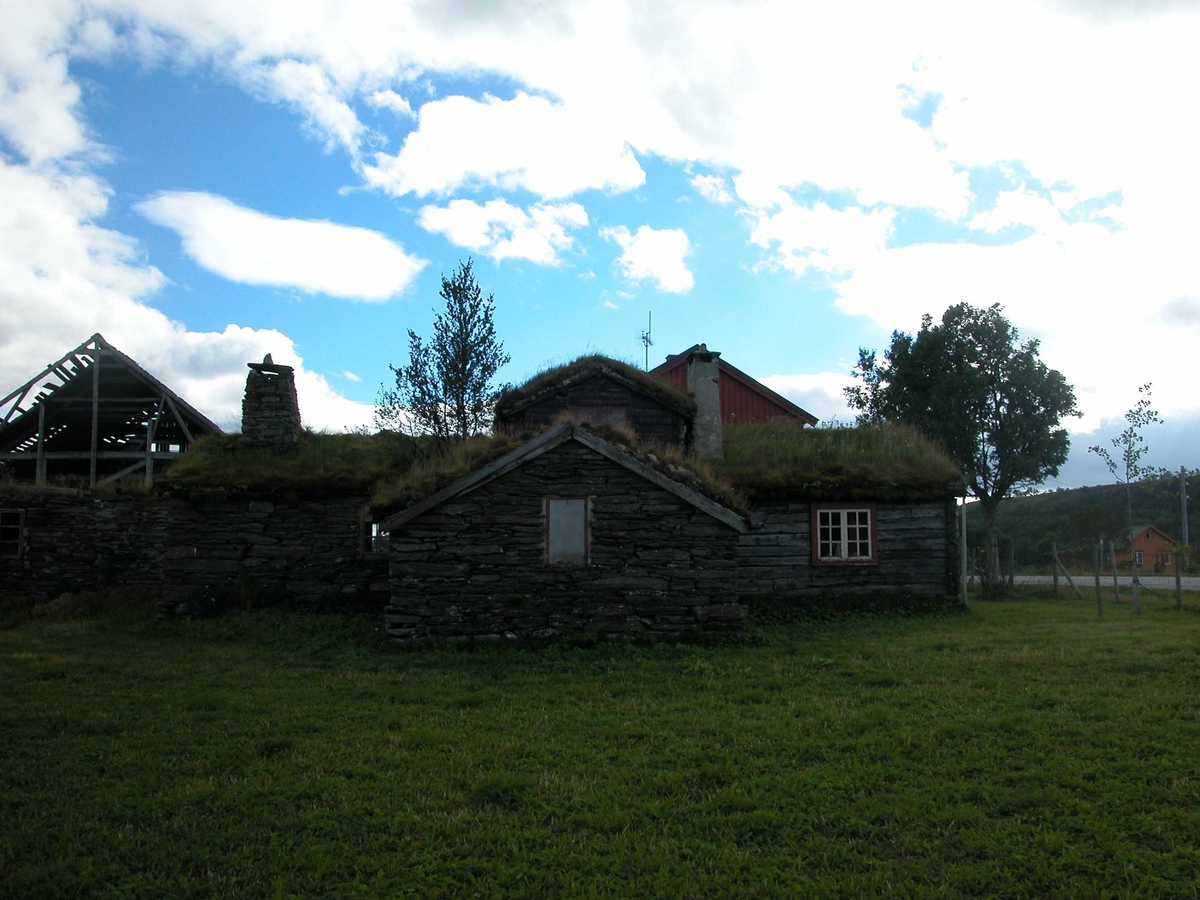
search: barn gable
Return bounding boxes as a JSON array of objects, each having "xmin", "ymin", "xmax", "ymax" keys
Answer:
[
  {"xmin": 0, "ymin": 333, "xmax": 221, "ymax": 488},
  {"xmin": 494, "ymin": 358, "xmax": 695, "ymax": 446},
  {"xmin": 653, "ymin": 344, "xmax": 818, "ymax": 426}
]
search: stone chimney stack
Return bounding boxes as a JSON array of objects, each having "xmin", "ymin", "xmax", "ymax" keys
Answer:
[
  {"xmin": 685, "ymin": 344, "xmax": 723, "ymax": 460},
  {"xmin": 240, "ymin": 353, "xmax": 301, "ymax": 451}
]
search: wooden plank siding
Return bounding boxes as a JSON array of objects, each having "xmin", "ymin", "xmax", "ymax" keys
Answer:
[{"xmin": 737, "ymin": 498, "xmax": 959, "ymax": 601}]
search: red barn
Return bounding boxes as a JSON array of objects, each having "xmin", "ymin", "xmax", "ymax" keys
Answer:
[{"xmin": 651, "ymin": 344, "xmax": 818, "ymax": 427}]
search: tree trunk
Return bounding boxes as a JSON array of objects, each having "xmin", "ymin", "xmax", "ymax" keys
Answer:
[{"xmin": 980, "ymin": 499, "xmax": 1002, "ymax": 594}]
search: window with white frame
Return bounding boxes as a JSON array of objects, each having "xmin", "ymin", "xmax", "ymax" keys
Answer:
[
  {"xmin": 813, "ymin": 505, "xmax": 876, "ymax": 565},
  {"xmin": 545, "ymin": 497, "xmax": 589, "ymax": 565},
  {"xmin": 0, "ymin": 509, "xmax": 23, "ymax": 559},
  {"xmin": 1134, "ymin": 550, "xmax": 1144, "ymax": 567}
]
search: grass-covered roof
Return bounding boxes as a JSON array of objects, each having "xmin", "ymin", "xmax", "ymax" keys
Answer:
[
  {"xmin": 163, "ymin": 431, "xmax": 422, "ymax": 492},
  {"xmin": 494, "ymin": 355, "xmax": 696, "ymax": 419},
  {"xmin": 151, "ymin": 416, "xmax": 959, "ymax": 509},
  {"xmin": 716, "ymin": 423, "xmax": 963, "ymax": 501}
]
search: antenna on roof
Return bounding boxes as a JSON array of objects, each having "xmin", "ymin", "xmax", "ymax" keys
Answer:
[{"xmin": 640, "ymin": 311, "xmax": 653, "ymax": 370}]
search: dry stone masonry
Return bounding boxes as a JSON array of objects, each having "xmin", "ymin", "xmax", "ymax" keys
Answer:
[{"xmin": 240, "ymin": 354, "xmax": 301, "ymax": 451}]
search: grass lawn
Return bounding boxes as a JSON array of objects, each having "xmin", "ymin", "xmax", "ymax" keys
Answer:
[{"xmin": 3, "ymin": 592, "xmax": 1200, "ymax": 898}]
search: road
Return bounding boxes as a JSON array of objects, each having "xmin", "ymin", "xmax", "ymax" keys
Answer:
[{"xmin": 1012, "ymin": 574, "xmax": 1200, "ymax": 591}]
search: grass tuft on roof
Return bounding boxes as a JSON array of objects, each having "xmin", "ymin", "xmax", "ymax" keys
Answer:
[
  {"xmin": 164, "ymin": 430, "xmax": 424, "ymax": 492},
  {"xmin": 494, "ymin": 354, "xmax": 696, "ymax": 419},
  {"xmin": 717, "ymin": 422, "xmax": 963, "ymax": 501}
]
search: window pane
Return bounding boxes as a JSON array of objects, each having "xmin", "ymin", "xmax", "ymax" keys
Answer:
[
  {"xmin": 818, "ymin": 510, "xmax": 842, "ymax": 559},
  {"xmin": 548, "ymin": 498, "xmax": 587, "ymax": 564}
]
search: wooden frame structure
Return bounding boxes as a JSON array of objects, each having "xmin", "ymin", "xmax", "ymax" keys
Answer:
[{"xmin": 0, "ymin": 334, "xmax": 222, "ymax": 488}]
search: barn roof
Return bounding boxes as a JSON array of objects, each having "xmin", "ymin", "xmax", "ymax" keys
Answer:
[
  {"xmin": 652, "ymin": 344, "xmax": 818, "ymax": 425},
  {"xmin": 1131, "ymin": 524, "xmax": 1177, "ymax": 542},
  {"xmin": 381, "ymin": 421, "xmax": 748, "ymax": 533},
  {"xmin": 494, "ymin": 355, "xmax": 696, "ymax": 421},
  {"xmin": 0, "ymin": 333, "xmax": 222, "ymax": 486}
]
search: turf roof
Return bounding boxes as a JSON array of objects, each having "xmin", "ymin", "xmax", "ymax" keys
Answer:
[{"xmin": 494, "ymin": 355, "xmax": 697, "ymax": 420}]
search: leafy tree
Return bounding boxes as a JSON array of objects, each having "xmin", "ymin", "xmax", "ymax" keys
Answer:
[
  {"xmin": 846, "ymin": 303, "xmax": 1080, "ymax": 588},
  {"xmin": 1089, "ymin": 384, "xmax": 1162, "ymax": 612},
  {"xmin": 376, "ymin": 259, "xmax": 511, "ymax": 444}
]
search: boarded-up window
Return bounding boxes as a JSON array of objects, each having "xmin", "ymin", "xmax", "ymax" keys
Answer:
[
  {"xmin": 812, "ymin": 505, "xmax": 876, "ymax": 565},
  {"xmin": 0, "ymin": 509, "xmax": 23, "ymax": 559},
  {"xmin": 546, "ymin": 497, "xmax": 589, "ymax": 565}
]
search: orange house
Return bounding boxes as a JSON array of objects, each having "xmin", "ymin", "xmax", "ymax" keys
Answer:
[{"xmin": 1116, "ymin": 524, "xmax": 1179, "ymax": 570}]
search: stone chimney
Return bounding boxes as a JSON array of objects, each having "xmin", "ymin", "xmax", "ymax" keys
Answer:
[
  {"xmin": 240, "ymin": 353, "xmax": 301, "ymax": 451},
  {"xmin": 685, "ymin": 344, "xmax": 723, "ymax": 460}
]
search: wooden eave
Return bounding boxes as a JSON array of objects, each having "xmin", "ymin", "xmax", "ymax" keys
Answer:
[
  {"xmin": 496, "ymin": 364, "xmax": 696, "ymax": 420},
  {"xmin": 382, "ymin": 422, "xmax": 748, "ymax": 533}
]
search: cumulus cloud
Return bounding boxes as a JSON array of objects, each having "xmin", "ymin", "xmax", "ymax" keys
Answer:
[
  {"xmin": 748, "ymin": 200, "xmax": 895, "ymax": 275},
  {"xmin": 968, "ymin": 186, "xmax": 1068, "ymax": 237},
  {"xmin": 691, "ymin": 174, "xmax": 733, "ymax": 205},
  {"xmin": 263, "ymin": 59, "xmax": 370, "ymax": 158},
  {"xmin": 0, "ymin": 163, "xmax": 372, "ymax": 431},
  {"xmin": 601, "ymin": 224, "xmax": 694, "ymax": 293},
  {"xmin": 416, "ymin": 198, "xmax": 588, "ymax": 264},
  {"xmin": 136, "ymin": 191, "xmax": 426, "ymax": 301},
  {"xmin": 362, "ymin": 92, "xmax": 646, "ymax": 198}
]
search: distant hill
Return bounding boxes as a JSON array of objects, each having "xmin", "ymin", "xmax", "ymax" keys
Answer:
[{"xmin": 965, "ymin": 470, "xmax": 1197, "ymax": 570}]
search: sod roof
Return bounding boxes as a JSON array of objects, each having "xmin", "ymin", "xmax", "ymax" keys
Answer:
[
  {"xmin": 494, "ymin": 355, "xmax": 697, "ymax": 420},
  {"xmin": 716, "ymin": 423, "xmax": 964, "ymax": 502}
]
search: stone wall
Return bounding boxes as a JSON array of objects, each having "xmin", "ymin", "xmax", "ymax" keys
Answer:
[
  {"xmin": 385, "ymin": 441, "xmax": 744, "ymax": 641},
  {"xmin": 737, "ymin": 498, "xmax": 960, "ymax": 605},
  {"xmin": 240, "ymin": 359, "xmax": 301, "ymax": 451},
  {"xmin": 0, "ymin": 487, "xmax": 167, "ymax": 601},
  {"xmin": 0, "ymin": 485, "xmax": 386, "ymax": 614},
  {"xmin": 161, "ymin": 490, "xmax": 388, "ymax": 616},
  {"xmin": 500, "ymin": 373, "xmax": 690, "ymax": 447}
]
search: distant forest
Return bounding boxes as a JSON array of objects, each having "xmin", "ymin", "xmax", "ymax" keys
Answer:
[{"xmin": 965, "ymin": 469, "xmax": 1199, "ymax": 572}]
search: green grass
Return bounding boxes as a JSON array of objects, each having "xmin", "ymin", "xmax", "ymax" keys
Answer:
[
  {"xmin": 163, "ymin": 430, "xmax": 422, "ymax": 491},
  {"xmin": 4, "ymin": 593, "xmax": 1200, "ymax": 897},
  {"xmin": 718, "ymin": 421, "xmax": 962, "ymax": 501}
]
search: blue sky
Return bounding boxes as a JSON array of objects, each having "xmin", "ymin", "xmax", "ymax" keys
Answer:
[{"xmin": 2, "ymin": 0, "xmax": 1199, "ymax": 489}]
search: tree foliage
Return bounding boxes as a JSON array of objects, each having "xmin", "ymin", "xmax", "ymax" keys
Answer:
[
  {"xmin": 846, "ymin": 303, "xmax": 1080, "ymax": 585},
  {"xmin": 376, "ymin": 259, "xmax": 510, "ymax": 445}
]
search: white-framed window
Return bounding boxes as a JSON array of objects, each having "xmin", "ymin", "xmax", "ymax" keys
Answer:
[
  {"xmin": 0, "ymin": 509, "xmax": 24, "ymax": 559},
  {"xmin": 1134, "ymin": 550, "xmax": 1144, "ymax": 567},
  {"xmin": 812, "ymin": 504, "xmax": 877, "ymax": 565},
  {"xmin": 545, "ymin": 497, "xmax": 590, "ymax": 565},
  {"xmin": 360, "ymin": 513, "xmax": 389, "ymax": 556}
]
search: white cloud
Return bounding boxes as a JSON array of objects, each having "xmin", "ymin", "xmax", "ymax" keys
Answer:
[
  {"xmin": 0, "ymin": 161, "xmax": 371, "ymax": 432},
  {"xmin": 691, "ymin": 174, "xmax": 733, "ymax": 205},
  {"xmin": 748, "ymin": 200, "xmax": 895, "ymax": 275},
  {"xmin": 601, "ymin": 224, "xmax": 694, "ymax": 293},
  {"xmin": 367, "ymin": 89, "xmax": 415, "ymax": 118},
  {"xmin": 602, "ymin": 299, "xmax": 619, "ymax": 309},
  {"xmin": 341, "ymin": 370, "xmax": 362, "ymax": 383},
  {"xmin": 262, "ymin": 59, "xmax": 369, "ymax": 158},
  {"xmin": 136, "ymin": 191, "xmax": 426, "ymax": 301},
  {"xmin": 968, "ymin": 187, "xmax": 1067, "ymax": 237},
  {"xmin": 362, "ymin": 92, "xmax": 646, "ymax": 198},
  {"xmin": 758, "ymin": 371, "xmax": 857, "ymax": 425},
  {"xmin": 416, "ymin": 198, "xmax": 588, "ymax": 265}
]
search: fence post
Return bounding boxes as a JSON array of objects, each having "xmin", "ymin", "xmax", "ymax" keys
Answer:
[
  {"xmin": 1094, "ymin": 539, "xmax": 1103, "ymax": 617},
  {"xmin": 1052, "ymin": 542, "xmax": 1060, "ymax": 597}
]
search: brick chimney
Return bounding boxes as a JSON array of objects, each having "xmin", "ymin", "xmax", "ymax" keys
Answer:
[
  {"xmin": 685, "ymin": 344, "xmax": 723, "ymax": 460},
  {"xmin": 240, "ymin": 353, "xmax": 301, "ymax": 451}
]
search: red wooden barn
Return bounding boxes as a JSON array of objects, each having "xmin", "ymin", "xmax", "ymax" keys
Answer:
[{"xmin": 651, "ymin": 344, "xmax": 817, "ymax": 426}]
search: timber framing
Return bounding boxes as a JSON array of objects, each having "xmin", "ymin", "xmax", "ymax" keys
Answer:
[{"xmin": 0, "ymin": 333, "xmax": 222, "ymax": 488}]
